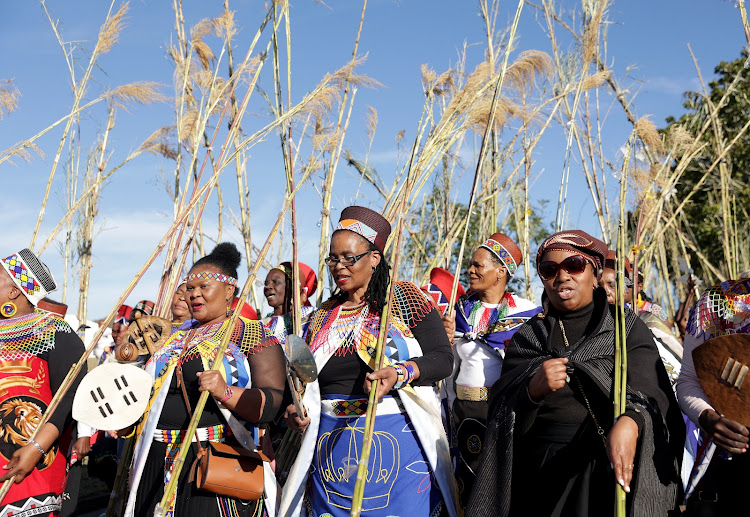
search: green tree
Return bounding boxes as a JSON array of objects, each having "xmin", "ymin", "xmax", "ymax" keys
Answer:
[{"xmin": 663, "ymin": 49, "xmax": 750, "ymax": 281}]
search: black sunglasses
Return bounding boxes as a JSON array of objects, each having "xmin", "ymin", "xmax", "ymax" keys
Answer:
[
  {"xmin": 538, "ymin": 254, "xmax": 591, "ymax": 280},
  {"xmin": 324, "ymin": 251, "xmax": 371, "ymax": 268}
]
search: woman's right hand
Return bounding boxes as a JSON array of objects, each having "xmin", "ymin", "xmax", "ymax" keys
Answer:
[
  {"xmin": 0, "ymin": 444, "xmax": 44, "ymax": 483},
  {"xmin": 528, "ymin": 358, "xmax": 569, "ymax": 401},
  {"xmin": 441, "ymin": 313, "xmax": 456, "ymax": 343},
  {"xmin": 108, "ymin": 425, "xmax": 135, "ymax": 439},
  {"xmin": 699, "ymin": 408, "xmax": 749, "ymax": 454},
  {"xmin": 285, "ymin": 404, "xmax": 310, "ymax": 433}
]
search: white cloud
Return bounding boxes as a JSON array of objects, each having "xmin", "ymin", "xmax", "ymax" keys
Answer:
[{"xmin": 646, "ymin": 76, "xmax": 702, "ymax": 96}]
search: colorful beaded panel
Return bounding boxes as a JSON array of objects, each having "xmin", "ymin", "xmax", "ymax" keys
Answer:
[
  {"xmin": 151, "ymin": 317, "xmax": 277, "ymax": 368},
  {"xmin": 464, "ymin": 292, "xmax": 515, "ymax": 334},
  {"xmin": 687, "ymin": 278, "xmax": 750, "ymax": 340},
  {"xmin": 155, "ymin": 423, "xmax": 226, "ymax": 444},
  {"xmin": 306, "ymin": 282, "xmax": 433, "ymax": 357},
  {"xmin": 186, "ymin": 271, "xmax": 238, "ymax": 286},
  {"xmin": 335, "ymin": 218, "xmax": 378, "ymax": 244},
  {"xmin": 330, "ymin": 398, "xmax": 369, "ymax": 417},
  {"xmin": 479, "ymin": 239, "xmax": 517, "ymax": 274},
  {"xmin": 1, "ymin": 254, "xmax": 41, "ymax": 298},
  {"xmin": 0, "ymin": 311, "xmax": 73, "ymax": 361},
  {"xmin": 456, "ymin": 385, "xmax": 489, "ymax": 402}
]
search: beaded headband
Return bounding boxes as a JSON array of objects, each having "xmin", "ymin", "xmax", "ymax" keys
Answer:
[
  {"xmin": 186, "ymin": 271, "xmax": 238, "ymax": 286},
  {"xmin": 272, "ymin": 263, "xmax": 293, "ymax": 280},
  {"xmin": 1, "ymin": 249, "xmax": 57, "ymax": 306},
  {"xmin": 480, "ymin": 238, "xmax": 518, "ymax": 275},
  {"xmin": 335, "ymin": 219, "xmax": 378, "ymax": 245}
]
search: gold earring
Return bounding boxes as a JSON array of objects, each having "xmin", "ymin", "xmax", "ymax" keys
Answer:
[{"xmin": 1, "ymin": 301, "xmax": 17, "ymax": 318}]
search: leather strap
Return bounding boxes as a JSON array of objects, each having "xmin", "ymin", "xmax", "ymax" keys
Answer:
[{"xmin": 176, "ymin": 331, "xmax": 205, "ymax": 455}]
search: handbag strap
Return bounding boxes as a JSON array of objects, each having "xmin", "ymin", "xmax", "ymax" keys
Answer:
[
  {"xmin": 176, "ymin": 331, "xmax": 206, "ymax": 454},
  {"xmin": 573, "ymin": 375, "xmax": 606, "ymax": 444},
  {"xmin": 558, "ymin": 320, "xmax": 606, "ymax": 444}
]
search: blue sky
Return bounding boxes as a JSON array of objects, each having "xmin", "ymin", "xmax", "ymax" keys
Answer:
[{"xmin": 1, "ymin": 0, "xmax": 746, "ymax": 318}]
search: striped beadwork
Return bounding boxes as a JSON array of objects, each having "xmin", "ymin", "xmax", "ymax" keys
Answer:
[
  {"xmin": 0, "ymin": 311, "xmax": 73, "ymax": 361},
  {"xmin": 186, "ymin": 271, "xmax": 238, "ymax": 286}
]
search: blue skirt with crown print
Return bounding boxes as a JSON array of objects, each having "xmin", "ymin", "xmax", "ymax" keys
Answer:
[{"xmin": 307, "ymin": 394, "xmax": 443, "ymax": 517}]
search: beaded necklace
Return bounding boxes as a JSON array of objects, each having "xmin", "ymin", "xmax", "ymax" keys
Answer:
[
  {"xmin": 0, "ymin": 310, "xmax": 70, "ymax": 360},
  {"xmin": 465, "ymin": 292, "xmax": 514, "ymax": 334}
]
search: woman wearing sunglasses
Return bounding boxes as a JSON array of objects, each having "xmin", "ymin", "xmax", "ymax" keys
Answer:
[
  {"xmin": 467, "ymin": 230, "xmax": 684, "ymax": 516},
  {"xmin": 442, "ymin": 232, "xmax": 541, "ymax": 507},
  {"xmin": 280, "ymin": 205, "xmax": 458, "ymax": 517}
]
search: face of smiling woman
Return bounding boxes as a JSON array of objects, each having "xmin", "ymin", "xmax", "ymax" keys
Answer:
[
  {"xmin": 540, "ymin": 249, "xmax": 597, "ymax": 313},
  {"xmin": 467, "ymin": 247, "xmax": 505, "ymax": 295},
  {"xmin": 186, "ymin": 264, "xmax": 236, "ymax": 326},
  {"xmin": 171, "ymin": 283, "xmax": 190, "ymax": 321},
  {"xmin": 328, "ymin": 230, "xmax": 380, "ymax": 303}
]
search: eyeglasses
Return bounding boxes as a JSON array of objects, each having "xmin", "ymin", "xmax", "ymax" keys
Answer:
[
  {"xmin": 324, "ymin": 251, "xmax": 371, "ymax": 268},
  {"xmin": 538, "ymin": 254, "xmax": 591, "ymax": 280}
]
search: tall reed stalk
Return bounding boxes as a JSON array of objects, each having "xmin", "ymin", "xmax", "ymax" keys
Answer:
[
  {"xmin": 349, "ymin": 101, "xmax": 423, "ymax": 517},
  {"xmin": 447, "ymin": 0, "xmax": 526, "ymax": 314},
  {"xmin": 29, "ymin": 0, "xmax": 124, "ymax": 249},
  {"xmin": 613, "ymin": 132, "xmax": 635, "ymax": 517}
]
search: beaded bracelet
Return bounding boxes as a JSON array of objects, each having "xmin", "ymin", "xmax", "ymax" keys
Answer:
[
  {"xmin": 402, "ymin": 362, "xmax": 416, "ymax": 383},
  {"xmin": 392, "ymin": 362, "xmax": 415, "ymax": 390},
  {"xmin": 28, "ymin": 439, "xmax": 46, "ymax": 456},
  {"xmin": 393, "ymin": 364, "xmax": 407, "ymax": 390},
  {"xmin": 219, "ymin": 385, "xmax": 234, "ymax": 403}
]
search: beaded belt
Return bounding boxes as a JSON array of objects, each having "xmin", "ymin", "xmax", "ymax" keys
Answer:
[
  {"xmin": 153, "ymin": 423, "xmax": 227, "ymax": 443},
  {"xmin": 456, "ymin": 385, "xmax": 489, "ymax": 402},
  {"xmin": 322, "ymin": 395, "xmax": 405, "ymax": 418}
]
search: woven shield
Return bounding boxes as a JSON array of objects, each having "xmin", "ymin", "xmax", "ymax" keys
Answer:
[
  {"xmin": 693, "ymin": 334, "xmax": 750, "ymax": 427},
  {"xmin": 72, "ymin": 363, "xmax": 153, "ymax": 430}
]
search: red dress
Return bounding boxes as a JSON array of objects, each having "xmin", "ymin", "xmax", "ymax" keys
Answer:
[{"xmin": 0, "ymin": 311, "xmax": 85, "ymax": 517}]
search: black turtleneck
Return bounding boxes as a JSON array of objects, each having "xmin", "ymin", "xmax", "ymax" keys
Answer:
[
  {"xmin": 548, "ymin": 300, "xmax": 598, "ymax": 352},
  {"xmin": 521, "ymin": 300, "xmax": 600, "ymax": 430},
  {"xmin": 513, "ymin": 290, "xmax": 660, "ymax": 436}
]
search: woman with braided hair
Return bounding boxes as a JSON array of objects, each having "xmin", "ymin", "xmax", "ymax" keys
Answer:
[
  {"xmin": 467, "ymin": 230, "xmax": 684, "ymax": 517},
  {"xmin": 279, "ymin": 206, "xmax": 458, "ymax": 517},
  {"xmin": 121, "ymin": 243, "xmax": 286, "ymax": 517}
]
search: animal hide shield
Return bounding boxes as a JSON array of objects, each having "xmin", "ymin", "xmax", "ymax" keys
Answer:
[
  {"xmin": 693, "ymin": 334, "xmax": 750, "ymax": 427},
  {"xmin": 72, "ymin": 362, "xmax": 153, "ymax": 430}
]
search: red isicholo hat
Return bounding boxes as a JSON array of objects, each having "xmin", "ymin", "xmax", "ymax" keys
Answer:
[
  {"xmin": 422, "ymin": 267, "xmax": 466, "ymax": 314},
  {"xmin": 479, "ymin": 232, "xmax": 523, "ymax": 277}
]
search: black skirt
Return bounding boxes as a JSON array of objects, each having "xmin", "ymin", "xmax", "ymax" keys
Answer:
[
  {"xmin": 511, "ymin": 420, "xmax": 613, "ymax": 517},
  {"xmin": 135, "ymin": 439, "xmax": 263, "ymax": 517}
]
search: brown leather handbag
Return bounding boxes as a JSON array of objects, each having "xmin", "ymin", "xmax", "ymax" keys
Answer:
[
  {"xmin": 176, "ymin": 343, "xmax": 268, "ymax": 501},
  {"xmin": 189, "ymin": 440, "xmax": 269, "ymax": 501}
]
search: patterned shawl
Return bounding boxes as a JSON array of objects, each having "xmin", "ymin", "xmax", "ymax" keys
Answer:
[
  {"xmin": 467, "ymin": 291, "xmax": 683, "ymax": 516},
  {"xmin": 454, "ymin": 292, "xmax": 542, "ymax": 351}
]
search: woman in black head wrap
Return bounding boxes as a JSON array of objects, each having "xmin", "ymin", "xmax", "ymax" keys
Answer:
[{"xmin": 467, "ymin": 230, "xmax": 684, "ymax": 517}]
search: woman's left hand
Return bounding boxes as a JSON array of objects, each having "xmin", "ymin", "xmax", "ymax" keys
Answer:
[
  {"xmin": 605, "ymin": 415, "xmax": 639, "ymax": 493},
  {"xmin": 196, "ymin": 370, "xmax": 228, "ymax": 400},
  {"xmin": 364, "ymin": 366, "xmax": 398, "ymax": 400},
  {"xmin": 0, "ymin": 444, "xmax": 44, "ymax": 483}
]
